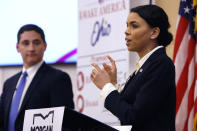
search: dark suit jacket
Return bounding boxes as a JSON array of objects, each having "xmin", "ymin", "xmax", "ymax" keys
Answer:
[
  {"xmin": 0, "ymin": 62, "xmax": 74, "ymax": 131},
  {"xmin": 104, "ymin": 48, "xmax": 176, "ymax": 131}
]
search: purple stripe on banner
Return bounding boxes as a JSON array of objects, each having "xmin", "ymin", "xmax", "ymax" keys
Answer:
[{"xmin": 56, "ymin": 48, "xmax": 77, "ymax": 63}]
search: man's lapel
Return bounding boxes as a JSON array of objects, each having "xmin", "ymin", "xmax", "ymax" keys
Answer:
[
  {"xmin": 4, "ymin": 73, "xmax": 21, "ymax": 126},
  {"xmin": 17, "ymin": 63, "xmax": 46, "ymax": 115}
]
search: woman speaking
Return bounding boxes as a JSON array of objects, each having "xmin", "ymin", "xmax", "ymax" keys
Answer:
[{"xmin": 90, "ymin": 4, "xmax": 176, "ymax": 131}]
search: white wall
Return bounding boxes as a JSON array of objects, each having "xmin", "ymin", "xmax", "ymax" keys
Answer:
[{"xmin": 0, "ymin": 64, "xmax": 77, "ymax": 101}]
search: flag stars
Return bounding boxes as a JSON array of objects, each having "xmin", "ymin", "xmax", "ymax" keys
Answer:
[{"xmin": 184, "ymin": 6, "xmax": 190, "ymax": 13}]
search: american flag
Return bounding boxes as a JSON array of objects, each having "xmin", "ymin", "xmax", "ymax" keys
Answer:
[{"xmin": 173, "ymin": 0, "xmax": 197, "ymax": 130}]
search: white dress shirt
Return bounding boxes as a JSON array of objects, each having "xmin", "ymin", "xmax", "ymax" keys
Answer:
[
  {"xmin": 13, "ymin": 60, "xmax": 44, "ymax": 111},
  {"xmin": 100, "ymin": 46, "xmax": 163, "ymax": 101}
]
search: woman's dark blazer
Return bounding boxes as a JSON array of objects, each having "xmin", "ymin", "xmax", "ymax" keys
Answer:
[{"xmin": 105, "ymin": 47, "xmax": 176, "ymax": 131}]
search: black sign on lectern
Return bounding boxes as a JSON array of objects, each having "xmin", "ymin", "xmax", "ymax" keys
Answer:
[{"xmin": 62, "ymin": 107, "xmax": 118, "ymax": 131}]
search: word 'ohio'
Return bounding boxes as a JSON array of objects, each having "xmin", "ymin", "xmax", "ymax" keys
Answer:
[{"xmin": 91, "ymin": 19, "xmax": 111, "ymax": 46}]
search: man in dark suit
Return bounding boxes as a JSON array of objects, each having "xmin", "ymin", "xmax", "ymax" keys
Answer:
[{"xmin": 0, "ymin": 24, "xmax": 74, "ymax": 131}]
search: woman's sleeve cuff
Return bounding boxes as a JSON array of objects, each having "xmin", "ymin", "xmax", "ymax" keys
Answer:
[{"xmin": 100, "ymin": 83, "xmax": 116, "ymax": 101}]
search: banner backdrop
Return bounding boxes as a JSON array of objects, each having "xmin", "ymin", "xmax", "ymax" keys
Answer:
[{"xmin": 77, "ymin": 0, "xmax": 130, "ymax": 125}]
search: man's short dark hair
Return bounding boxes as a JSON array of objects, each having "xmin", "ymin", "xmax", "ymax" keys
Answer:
[{"xmin": 17, "ymin": 24, "xmax": 46, "ymax": 43}]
